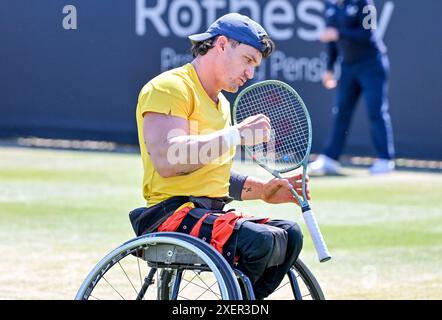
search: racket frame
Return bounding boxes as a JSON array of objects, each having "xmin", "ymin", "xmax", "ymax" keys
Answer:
[
  {"xmin": 232, "ymin": 80, "xmax": 331, "ymax": 263},
  {"xmin": 233, "ymin": 80, "xmax": 312, "ymax": 209}
]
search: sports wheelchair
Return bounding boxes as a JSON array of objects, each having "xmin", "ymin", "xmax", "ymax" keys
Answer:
[{"xmin": 75, "ymin": 231, "xmax": 325, "ymax": 300}]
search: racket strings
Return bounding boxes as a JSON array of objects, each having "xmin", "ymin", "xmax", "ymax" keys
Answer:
[{"xmin": 235, "ymin": 83, "xmax": 310, "ymax": 171}]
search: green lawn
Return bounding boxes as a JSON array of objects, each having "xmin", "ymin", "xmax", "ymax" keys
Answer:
[{"xmin": 0, "ymin": 146, "xmax": 441, "ymax": 299}]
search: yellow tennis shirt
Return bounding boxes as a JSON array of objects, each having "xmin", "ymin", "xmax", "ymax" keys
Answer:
[{"xmin": 136, "ymin": 63, "xmax": 235, "ymax": 207}]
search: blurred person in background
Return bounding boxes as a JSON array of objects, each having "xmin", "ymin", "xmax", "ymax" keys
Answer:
[{"xmin": 309, "ymin": 0, "xmax": 395, "ymax": 175}]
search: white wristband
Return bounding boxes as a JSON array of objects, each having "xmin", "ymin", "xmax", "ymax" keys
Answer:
[{"xmin": 222, "ymin": 126, "xmax": 241, "ymax": 148}]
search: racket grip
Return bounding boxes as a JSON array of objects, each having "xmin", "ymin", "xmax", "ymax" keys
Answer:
[{"xmin": 302, "ymin": 209, "xmax": 332, "ymax": 263}]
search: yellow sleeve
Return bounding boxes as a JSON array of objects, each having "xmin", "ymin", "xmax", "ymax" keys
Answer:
[{"xmin": 137, "ymin": 75, "xmax": 193, "ymax": 119}]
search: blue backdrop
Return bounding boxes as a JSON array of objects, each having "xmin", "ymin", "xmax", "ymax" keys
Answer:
[{"xmin": 1, "ymin": 0, "xmax": 441, "ymax": 160}]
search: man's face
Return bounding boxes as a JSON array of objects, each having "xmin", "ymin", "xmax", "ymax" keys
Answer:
[{"xmin": 215, "ymin": 37, "xmax": 262, "ymax": 93}]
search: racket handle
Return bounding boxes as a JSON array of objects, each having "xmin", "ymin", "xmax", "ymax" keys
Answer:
[{"xmin": 302, "ymin": 209, "xmax": 332, "ymax": 263}]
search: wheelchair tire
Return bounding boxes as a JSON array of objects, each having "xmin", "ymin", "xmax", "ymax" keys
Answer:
[
  {"xmin": 75, "ymin": 232, "xmax": 242, "ymax": 300},
  {"xmin": 293, "ymin": 259, "xmax": 325, "ymax": 300}
]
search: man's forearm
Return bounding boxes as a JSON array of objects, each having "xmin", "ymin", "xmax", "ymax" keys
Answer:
[
  {"xmin": 240, "ymin": 176, "xmax": 266, "ymax": 201},
  {"xmin": 155, "ymin": 130, "xmax": 236, "ymax": 177}
]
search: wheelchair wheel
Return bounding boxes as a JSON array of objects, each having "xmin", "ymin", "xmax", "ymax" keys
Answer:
[
  {"xmin": 293, "ymin": 259, "xmax": 325, "ymax": 300},
  {"xmin": 265, "ymin": 258, "xmax": 325, "ymax": 300},
  {"xmin": 75, "ymin": 232, "xmax": 242, "ymax": 300}
]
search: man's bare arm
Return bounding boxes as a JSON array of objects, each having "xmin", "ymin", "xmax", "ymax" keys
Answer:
[
  {"xmin": 143, "ymin": 111, "xmax": 270, "ymax": 178},
  {"xmin": 143, "ymin": 112, "xmax": 234, "ymax": 177},
  {"xmin": 240, "ymin": 174, "xmax": 310, "ymax": 205}
]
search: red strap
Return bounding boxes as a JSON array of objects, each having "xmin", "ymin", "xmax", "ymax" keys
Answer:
[
  {"xmin": 159, "ymin": 207, "xmax": 271, "ymax": 260},
  {"xmin": 210, "ymin": 212, "xmax": 241, "ymax": 255},
  {"xmin": 157, "ymin": 206, "xmax": 193, "ymax": 232},
  {"xmin": 190, "ymin": 213, "xmax": 211, "ymax": 237}
]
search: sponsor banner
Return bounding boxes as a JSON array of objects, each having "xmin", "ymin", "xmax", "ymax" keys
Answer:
[{"xmin": 0, "ymin": 0, "xmax": 441, "ymax": 159}]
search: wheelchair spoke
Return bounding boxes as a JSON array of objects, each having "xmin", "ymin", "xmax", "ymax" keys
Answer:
[
  {"xmin": 194, "ymin": 274, "xmax": 217, "ymax": 300},
  {"xmin": 178, "ymin": 272, "xmax": 199, "ymax": 293},
  {"xmin": 194, "ymin": 280, "xmax": 221, "ymax": 300},
  {"xmin": 178, "ymin": 280, "xmax": 220, "ymax": 300},
  {"xmin": 176, "ymin": 271, "xmax": 221, "ymax": 300},
  {"xmin": 194, "ymin": 273, "xmax": 221, "ymax": 299},
  {"xmin": 102, "ymin": 276, "xmax": 126, "ymax": 300},
  {"xmin": 137, "ymin": 258, "xmax": 143, "ymax": 288},
  {"xmin": 274, "ymin": 280, "xmax": 290, "ymax": 292},
  {"xmin": 118, "ymin": 261, "xmax": 139, "ymax": 297}
]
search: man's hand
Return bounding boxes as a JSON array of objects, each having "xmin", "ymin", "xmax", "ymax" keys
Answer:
[
  {"xmin": 319, "ymin": 27, "xmax": 339, "ymax": 42},
  {"xmin": 261, "ymin": 174, "xmax": 310, "ymax": 205},
  {"xmin": 322, "ymin": 71, "xmax": 337, "ymax": 90},
  {"xmin": 236, "ymin": 114, "xmax": 271, "ymax": 146}
]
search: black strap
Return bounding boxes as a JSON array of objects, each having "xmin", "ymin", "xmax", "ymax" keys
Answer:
[
  {"xmin": 189, "ymin": 196, "xmax": 233, "ymax": 210},
  {"xmin": 129, "ymin": 196, "xmax": 190, "ymax": 236}
]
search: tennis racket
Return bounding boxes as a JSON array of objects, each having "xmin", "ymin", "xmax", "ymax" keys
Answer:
[{"xmin": 233, "ymin": 80, "xmax": 331, "ymax": 263}]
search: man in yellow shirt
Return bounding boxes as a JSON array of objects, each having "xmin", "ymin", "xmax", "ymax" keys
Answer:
[{"xmin": 135, "ymin": 13, "xmax": 310, "ymax": 300}]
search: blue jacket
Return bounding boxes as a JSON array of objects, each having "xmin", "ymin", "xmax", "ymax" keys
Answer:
[{"xmin": 325, "ymin": 0, "xmax": 386, "ymax": 70}]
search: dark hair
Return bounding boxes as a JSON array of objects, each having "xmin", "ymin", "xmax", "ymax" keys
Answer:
[
  {"xmin": 191, "ymin": 36, "xmax": 217, "ymax": 58},
  {"xmin": 190, "ymin": 35, "xmax": 275, "ymax": 58},
  {"xmin": 259, "ymin": 35, "xmax": 275, "ymax": 58}
]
